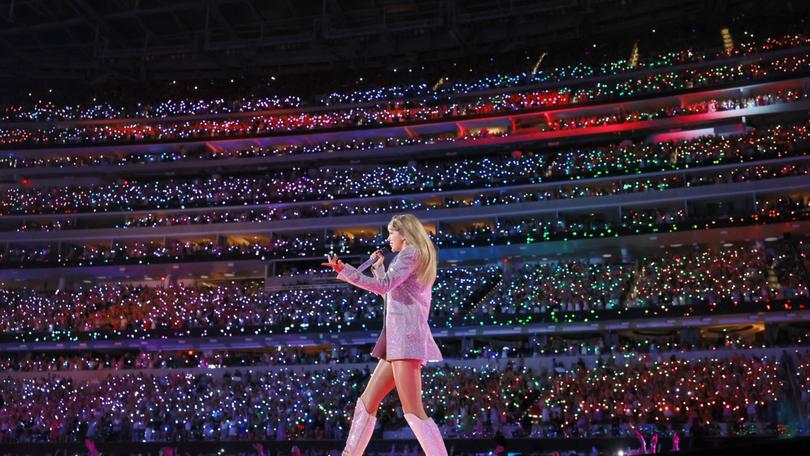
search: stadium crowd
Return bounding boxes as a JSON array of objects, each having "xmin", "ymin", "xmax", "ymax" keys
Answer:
[
  {"xmin": 0, "ymin": 241, "xmax": 806, "ymax": 339},
  {"xmin": 0, "ymin": 57, "xmax": 808, "ymax": 146},
  {"xmin": 0, "ymin": 353, "xmax": 797, "ymax": 443},
  {"xmin": 1, "ymin": 32, "xmax": 807, "ymax": 123},
  {"xmin": 2, "ymin": 118, "xmax": 809, "ymax": 218}
]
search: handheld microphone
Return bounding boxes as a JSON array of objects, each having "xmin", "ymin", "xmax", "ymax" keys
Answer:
[{"xmin": 357, "ymin": 247, "xmax": 388, "ymax": 272}]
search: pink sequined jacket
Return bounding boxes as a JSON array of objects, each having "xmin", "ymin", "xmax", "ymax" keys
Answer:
[{"xmin": 336, "ymin": 244, "xmax": 443, "ymax": 364}]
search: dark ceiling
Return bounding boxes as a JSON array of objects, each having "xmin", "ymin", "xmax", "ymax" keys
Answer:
[{"xmin": 0, "ymin": 0, "xmax": 797, "ymax": 85}]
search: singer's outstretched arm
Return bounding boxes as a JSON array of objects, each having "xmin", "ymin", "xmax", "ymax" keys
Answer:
[
  {"xmin": 371, "ymin": 259, "xmax": 385, "ymax": 280},
  {"xmin": 337, "ymin": 246, "xmax": 418, "ymax": 296}
]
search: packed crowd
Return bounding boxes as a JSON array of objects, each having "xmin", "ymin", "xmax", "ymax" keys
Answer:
[
  {"xmin": 0, "ymin": 265, "xmax": 503, "ymax": 337},
  {"xmin": 0, "ymin": 241, "xmax": 807, "ymax": 339},
  {"xmin": 15, "ymin": 202, "xmax": 810, "ymax": 268},
  {"xmin": 461, "ymin": 331, "xmax": 800, "ymax": 360},
  {"xmin": 1, "ymin": 54, "xmax": 808, "ymax": 146},
  {"xmin": 0, "ymin": 345, "xmax": 382, "ymax": 372},
  {"xmin": 5, "ymin": 326, "xmax": 810, "ymax": 373},
  {"xmin": 2, "ymin": 120, "xmax": 806, "ymax": 240},
  {"xmin": 473, "ymin": 240, "xmax": 808, "ymax": 323},
  {"xmin": 0, "ymin": 282, "xmax": 384, "ymax": 337},
  {"xmin": 3, "ymin": 22, "xmax": 810, "ymax": 452},
  {"xmin": 1, "ymin": 32, "xmax": 807, "ymax": 123},
  {"xmin": 0, "ymin": 88, "xmax": 806, "ymax": 176},
  {"xmin": 795, "ymin": 349, "xmax": 810, "ymax": 419},
  {"xmin": 4, "ymin": 189, "xmax": 810, "ymax": 269},
  {"xmin": 2, "ymin": 119, "xmax": 809, "ymax": 217},
  {"xmin": 527, "ymin": 354, "xmax": 787, "ymax": 438},
  {"xmin": 0, "ymin": 231, "xmax": 384, "ymax": 267},
  {"xmin": 24, "ymin": 190, "xmax": 802, "ymax": 238},
  {"xmin": 0, "ymin": 95, "xmax": 302, "ymax": 123},
  {"xmin": 540, "ymin": 88, "xmax": 809, "ymax": 132},
  {"xmin": 321, "ymin": 33, "xmax": 810, "ymax": 105},
  {"xmin": 478, "ymin": 262, "xmax": 633, "ymax": 321},
  {"xmin": 0, "ymin": 132, "xmax": 490, "ymax": 171},
  {"xmin": 629, "ymin": 242, "xmax": 808, "ymax": 307},
  {"xmin": 0, "ymin": 353, "xmax": 794, "ymax": 443}
]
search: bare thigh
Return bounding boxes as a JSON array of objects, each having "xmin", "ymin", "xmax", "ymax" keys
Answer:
[
  {"xmin": 359, "ymin": 359, "xmax": 396, "ymax": 415},
  {"xmin": 391, "ymin": 359, "xmax": 428, "ymax": 419}
]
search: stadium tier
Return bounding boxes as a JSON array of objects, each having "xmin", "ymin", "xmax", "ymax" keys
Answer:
[{"xmin": 2, "ymin": 4, "xmax": 810, "ymax": 455}]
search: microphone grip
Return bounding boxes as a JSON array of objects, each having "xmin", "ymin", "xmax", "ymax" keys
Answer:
[
  {"xmin": 357, "ymin": 248, "xmax": 387, "ymax": 273},
  {"xmin": 356, "ymin": 257, "xmax": 375, "ymax": 273}
]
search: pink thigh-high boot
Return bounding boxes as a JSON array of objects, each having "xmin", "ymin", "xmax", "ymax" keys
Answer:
[
  {"xmin": 404, "ymin": 413, "xmax": 448, "ymax": 456},
  {"xmin": 342, "ymin": 397, "xmax": 377, "ymax": 456}
]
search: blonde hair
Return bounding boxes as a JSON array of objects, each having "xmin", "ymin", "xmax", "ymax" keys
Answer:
[{"xmin": 388, "ymin": 214, "xmax": 437, "ymax": 288}]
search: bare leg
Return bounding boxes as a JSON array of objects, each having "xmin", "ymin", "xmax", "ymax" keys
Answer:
[
  {"xmin": 343, "ymin": 359, "xmax": 396, "ymax": 456},
  {"xmin": 391, "ymin": 359, "xmax": 428, "ymax": 419},
  {"xmin": 392, "ymin": 359, "xmax": 447, "ymax": 456},
  {"xmin": 360, "ymin": 359, "xmax": 396, "ymax": 415}
]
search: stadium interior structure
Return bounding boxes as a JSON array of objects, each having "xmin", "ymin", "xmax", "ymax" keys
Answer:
[{"xmin": 2, "ymin": 0, "xmax": 810, "ymax": 455}]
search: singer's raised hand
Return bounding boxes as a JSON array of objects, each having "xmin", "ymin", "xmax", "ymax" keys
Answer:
[
  {"xmin": 321, "ymin": 254, "xmax": 345, "ymax": 273},
  {"xmin": 371, "ymin": 249, "xmax": 385, "ymax": 268}
]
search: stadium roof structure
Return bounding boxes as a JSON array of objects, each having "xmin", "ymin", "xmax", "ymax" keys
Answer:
[{"xmin": 0, "ymin": 0, "xmax": 794, "ymax": 85}]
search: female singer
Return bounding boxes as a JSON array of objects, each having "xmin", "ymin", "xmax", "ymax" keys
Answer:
[{"xmin": 322, "ymin": 214, "xmax": 447, "ymax": 456}]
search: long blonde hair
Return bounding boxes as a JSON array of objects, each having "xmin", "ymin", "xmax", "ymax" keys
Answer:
[{"xmin": 389, "ymin": 214, "xmax": 437, "ymax": 288}]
